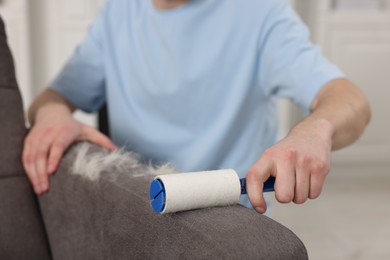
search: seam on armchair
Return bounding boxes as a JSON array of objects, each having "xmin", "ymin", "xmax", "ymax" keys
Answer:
[
  {"xmin": 0, "ymin": 174, "xmax": 54, "ymax": 259},
  {"xmin": 0, "ymin": 174, "xmax": 53, "ymax": 259},
  {"xmin": 0, "ymin": 84, "xmax": 18, "ymax": 89},
  {"xmin": 36, "ymin": 196, "xmax": 54, "ymax": 260},
  {"xmin": 0, "ymin": 173, "xmax": 26, "ymax": 179}
]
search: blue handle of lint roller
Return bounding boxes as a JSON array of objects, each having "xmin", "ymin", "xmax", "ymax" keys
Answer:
[{"xmin": 240, "ymin": 176, "xmax": 275, "ymax": 194}]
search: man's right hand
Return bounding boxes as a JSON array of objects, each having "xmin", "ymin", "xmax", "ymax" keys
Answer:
[{"xmin": 22, "ymin": 103, "xmax": 116, "ymax": 195}]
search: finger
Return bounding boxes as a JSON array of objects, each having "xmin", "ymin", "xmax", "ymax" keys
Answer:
[
  {"xmin": 309, "ymin": 170, "xmax": 326, "ymax": 199},
  {"xmin": 47, "ymin": 129, "xmax": 77, "ymax": 174},
  {"xmin": 36, "ymin": 140, "xmax": 57, "ymax": 192},
  {"xmin": 293, "ymin": 157, "xmax": 310, "ymax": 204},
  {"xmin": 274, "ymin": 150, "xmax": 296, "ymax": 203},
  {"xmin": 22, "ymin": 137, "xmax": 32, "ymax": 173},
  {"xmin": 35, "ymin": 153, "xmax": 50, "ymax": 194},
  {"xmin": 47, "ymin": 138, "xmax": 72, "ymax": 174},
  {"xmin": 29, "ymin": 164, "xmax": 42, "ymax": 194},
  {"xmin": 27, "ymin": 131, "xmax": 49, "ymax": 194},
  {"xmin": 22, "ymin": 139, "xmax": 42, "ymax": 194},
  {"xmin": 34, "ymin": 130, "xmax": 57, "ymax": 193},
  {"xmin": 81, "ymin": 126, "xmax": 117, "ymax": 151},
  {"xmin": 246, "ymin": 158, "xmax": 275, "ymax": 214}
]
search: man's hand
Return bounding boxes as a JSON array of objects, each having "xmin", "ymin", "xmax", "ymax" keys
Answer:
[
  {"xmin": 22, "ymin": 103, "xmax": 116, "ymax": 195},
  {"xmin": 246, "ymin": 118, "xmax": 333, "ymax": 214},
  {"xmin": 246, "ymin": 79, "xmax": 371, "ymax": 214}
]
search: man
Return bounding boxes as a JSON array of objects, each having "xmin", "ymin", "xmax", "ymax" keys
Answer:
[{"xmin": 23, "ymin": 0, "xmax": 371, "ymax": 214}]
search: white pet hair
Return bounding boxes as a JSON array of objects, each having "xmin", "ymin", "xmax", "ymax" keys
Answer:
[{"xmin": 71, "ymin": 142, "xmax": 175, "ymax": 182}]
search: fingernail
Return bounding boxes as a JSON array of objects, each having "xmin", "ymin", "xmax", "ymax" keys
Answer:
[{"xmin": 255, "ymin": 207, "xmax": 264, "ymax": 213}]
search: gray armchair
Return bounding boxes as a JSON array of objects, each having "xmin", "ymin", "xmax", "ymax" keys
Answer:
[{"xmin": 0, "ymin": 16, "xmax": 307, "ymax": 260}]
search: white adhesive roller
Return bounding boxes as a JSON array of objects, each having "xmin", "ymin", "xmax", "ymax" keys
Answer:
[
  {"xmin": 150, "ymin": 169, "xmax": 241, "ymax": 214},
  {"xmin": 149, "ymin": 169, "xmax": 275, "ymax": 214}
]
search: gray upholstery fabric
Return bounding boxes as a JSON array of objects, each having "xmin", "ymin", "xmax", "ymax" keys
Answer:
[
  {"xmin": 39, "ymin": 143, "xmax": 308, "ymax": 260},
  {"xmin": 0, "ymin": 177, "xmax": 52, "ymax": 260},
  {"xmin": 0, "ymin": 16, "xmax": 52, "ymax": 259},
  {"xmin": 0, "ymin": 18, "xmax": 26, "ymax": 177}
]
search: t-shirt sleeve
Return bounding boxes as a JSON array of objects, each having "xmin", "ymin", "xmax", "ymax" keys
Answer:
[
  {"xmin": 50, "ymin": 1, "xmax": 111, "ymax": 113},
  {"xmin": 258, "ymin": 0, "xmax": 345, "ymax": 112}
]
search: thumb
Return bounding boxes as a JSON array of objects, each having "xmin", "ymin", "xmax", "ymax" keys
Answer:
[
  {"xmin": 80, "ymin": 125, "xmax": 117, "ymax": 151},
  {"xmin": 246, "ymin": 158, "xmax": 274, "ymax": 214}
]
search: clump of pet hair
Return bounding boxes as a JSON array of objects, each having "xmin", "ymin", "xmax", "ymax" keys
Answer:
[{"xmin": 71, "ymin": 142, "xmax": 174, "ymax": 182}]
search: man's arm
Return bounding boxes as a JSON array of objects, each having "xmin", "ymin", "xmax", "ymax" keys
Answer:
[
  {"xmin": 23, "ymin": 89, "xmax": 116, "ymax": 195},
  {"xmin": 309, "ymin": 79, "xmax": 371, "ymax": 150},
  {"xmin": 27, "ymin": 88, "xmax": 76, "ymax": 125},
  {"xmin": 246, "ymin": 78, "xmax": 371, "ymax": 213}
]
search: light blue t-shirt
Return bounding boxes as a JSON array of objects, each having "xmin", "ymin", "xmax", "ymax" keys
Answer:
[{"xmin": 52, "ymin": 0, "xmax": 343, "ymax": 205}]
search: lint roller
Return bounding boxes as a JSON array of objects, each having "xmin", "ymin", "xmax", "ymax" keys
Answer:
[{"xmin": 149, "ymin": 169, "xmax": 275, "ymax": 214}]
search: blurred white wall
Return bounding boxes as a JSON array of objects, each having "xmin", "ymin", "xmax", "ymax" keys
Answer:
[
  {"xmin": 334, "ymin": 0, "xmax": 385, "ymax": 10},
  {"xmin": 0, "ymin": 0, "xmax": 103, "ymax": 126},
  {"xmin": 0, "ymin": 0, "xmax": 31, "ymax": 112},
  {"xmin": 29, "ymin": 0, "xmax": 104, "ymax": 126}
]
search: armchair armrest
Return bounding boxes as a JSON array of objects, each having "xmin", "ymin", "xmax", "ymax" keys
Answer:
[{"xmin": 39, "ymin": 142, "xmax": 307, "ymax": 259}]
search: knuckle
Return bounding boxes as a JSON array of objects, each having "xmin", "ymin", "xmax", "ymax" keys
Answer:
[
  {"xmin": 23, "ymin": 154, "xmax": 32, "ymax": 164},
  {"xmin": 284, "ymin": 148, "xmax": 297, "ymax": 161},
  {"xmin": 311, "ymin": 160, "xmax": 328, "ymax": 174},
  {"xmin": 262, "ymin": 149, "xmax": 274, "ymax": 159},
  {"xmin": 59, "ymin": 127, "xmax": 72, "ymax": 137},
  {"xmin": 36, "ymin": 154, "xmax": 47, "ymax": 163},
  {"xmin": 37, "ymin": 173, "xmax": 48, "ymax": 183},
  {"xmin": 52, "ymin": 140, "xmax": 66, "ymax": 150},
  {"xmin": 43, "ymin": 127, "xmax": 54, "ymax": 136},
  {"xmin": 298, "ymin": 155, "xmax": 310, "ymax": 167},
  {"xmin": 246, "ymin": 168, "xmax": 258, "ymax": 181},
  {"xmin": 35, "ymin": 173, "xmax": 44, "ymax": 181},
  {"xmin": 37, "ymin": 142, "xmax": 50, "ymax": 153},
  {"xmin": 36, "ymin": 175, "xmax": 46, "ymax": 183}
]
